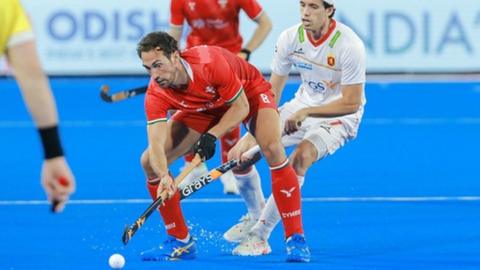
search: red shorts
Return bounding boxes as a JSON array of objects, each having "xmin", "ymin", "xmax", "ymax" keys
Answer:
[{"xmin": 172, "ymin": 90, "xmax": 277, "ymax": 134}]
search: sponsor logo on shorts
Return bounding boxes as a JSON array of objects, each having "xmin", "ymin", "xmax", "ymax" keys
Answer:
[{"xmin": 318, "ymin": 122, "xmax": 332, "ymax": 134}]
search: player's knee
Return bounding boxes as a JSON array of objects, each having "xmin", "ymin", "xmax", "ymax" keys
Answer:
[
  {"xmin": 259, "ymin": 141, "xmax": 284, "ymax": 160},
  {"xmin": 291, "ymin": 148, "xmax": 316, "ymax": 174},
  {"xmin": 140, "ymin": 150, "xmax": 151, "ymax": 171}
]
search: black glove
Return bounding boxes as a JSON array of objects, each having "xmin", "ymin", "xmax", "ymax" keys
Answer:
[{"xmin": 193, "ymin": 133, "xmax": 217, "ymax": 161}]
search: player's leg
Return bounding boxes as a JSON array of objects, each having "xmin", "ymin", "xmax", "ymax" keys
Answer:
[
  {"xmin": 223, "ymin": 134, "xmax": 265, "ymax": 242},
  {"xmin": 140, "ymin": 119, "xmax": 201, "ymax": 261},
  {"xmin": 233, "ymin": 139, "xmax": 322, "ymax": 256},
  {"xmin": 235, "ymin": 118, "xmax": 351, "ymax": 257},
  {"xmin": 252, "ymin": 105, "xmax": 310, "ymax": 262},
  {"xmin": 219, "ymin": 126, "xmax": 241, "ymax": 194}
]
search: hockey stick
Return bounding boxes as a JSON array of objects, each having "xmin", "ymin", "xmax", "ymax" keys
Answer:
[
  {"xmin": 122, "ymin": 154, "xmax": 203, "ymax": 245},
  {"xmin": 100, "ymin": 84, "xmax": 147, "ymax": 103},
  {"xmin": 121, "ymin": 148, "xmax": 262, "ymax": 245}
]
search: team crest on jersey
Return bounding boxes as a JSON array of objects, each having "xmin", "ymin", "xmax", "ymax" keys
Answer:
[
  {"xmin": 205, "ymin": 86, "xmax": 216, "ymax": 94},
  {"xmin": 218, "ymin": 0, "xmax": 228, "ymax": 9},
  {"xmin": 327, "ymin": 54, "xmax": 336, "ymax": 67},
  {"xmin": 188, "ymin": 1, "xmax": 196, "ymax": 11}
]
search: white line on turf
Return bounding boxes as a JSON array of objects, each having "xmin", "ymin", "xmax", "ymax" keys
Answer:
[
  {"xmin": 2, "ymin": 118, "xmax": 480, "ymax": 128},
  {"xmin": 0, "ymin": 196, "xmax": 479, "ymax": 206}
]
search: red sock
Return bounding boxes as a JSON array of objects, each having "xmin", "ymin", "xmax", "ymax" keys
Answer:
[
  {"xmin": 184, "ymin": 152, "xmax": 195, "ymax": 163},
  {"xmin": 146, "ymin": 179, "xmax": 189, "ymax": 239},
  {"xmin": 270, "ymin": 160, "xmax": 304, "ymax": 238},
  {"xmin": 220, "ymin": 126, "xmax": 240, "ymax": 162}
]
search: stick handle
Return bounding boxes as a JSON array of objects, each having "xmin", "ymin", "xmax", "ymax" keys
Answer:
[
  {"xmin": 100, "ymin": 85, "xmax": 148, "ymax": 102},
  {"xmin": 155, "ymin": 154, "xmax": 202, "ymax": 204}
]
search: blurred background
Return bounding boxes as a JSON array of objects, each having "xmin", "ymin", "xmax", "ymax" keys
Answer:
[
  {"xmin": 3, "ymin": 0, "xmax": 480, "ymax": 74},
  {"xmin": 1, "ymin": 1, "xmax": 479, "ymax": 269}
]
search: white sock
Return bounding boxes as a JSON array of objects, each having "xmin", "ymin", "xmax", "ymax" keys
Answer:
[
  {"xmin": 251, "ymin": 175, "xmax": 305, "ymax": 240},
  {"xmin": 177, "ymin": 233, "xmax": 191, "ymax": 243},
  {"xmin": 234, "ymin": 166, "xmax": 265, "ymax": 220}
]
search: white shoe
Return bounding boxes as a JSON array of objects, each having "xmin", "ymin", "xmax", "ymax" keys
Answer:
[
  {"xmin": 178, "ymin": 162, "xmax": 209, "ymax": 189},
  {"xmin": 223, "ymin": 214, "xmax": 256, "ymax": 243},
  {"xmin": 220, "ymin": 170, "xmax": 239, "ymax": 195},
  {"xmin": 232, "ymin": 232, "xmax": 271, "ymax": 256}
]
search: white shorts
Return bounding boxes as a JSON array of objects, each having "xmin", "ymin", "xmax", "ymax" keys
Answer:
[{"xmin": 279, "ymin": 99, "xmax": 363, "ymax": 160}]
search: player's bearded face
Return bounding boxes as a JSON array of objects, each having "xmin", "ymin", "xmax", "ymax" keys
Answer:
[
  {"xmin": 141, "ymin": 49, "xmax": 178, "ymax": 88},
  {"xmin": 300, "ymin": 0, "xmax": 329, "ymax": 32}
]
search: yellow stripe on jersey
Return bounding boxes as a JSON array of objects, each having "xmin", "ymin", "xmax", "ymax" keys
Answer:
[
  {"xmin": 226, "ymin": 87, "xmax": 244, "ymax": 104},
  {"xmin": 147, "ymin": 118, "xmax": 167, "ymax": 125},
  {"xmin": 0, "ymin": 0, "xmax": 33, "ymax": 55}
]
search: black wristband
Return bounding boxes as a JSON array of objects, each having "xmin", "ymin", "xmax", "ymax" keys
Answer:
[
  {"xmin": 38, "ymin": 126, "xmax": 64, "ymax": 159},
  {"xmin": 240, "ymin": 48, "xmax": 251, "ymax": 61}
]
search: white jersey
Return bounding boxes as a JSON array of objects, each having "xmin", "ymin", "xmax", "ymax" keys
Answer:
[{"xmin": 271, "ymin": 19, "xmax": 366, "ymax": 137}]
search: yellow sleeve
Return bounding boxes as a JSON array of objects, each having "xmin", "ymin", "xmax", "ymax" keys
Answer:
[{"xmin": 0, "ymin": 0, "xmax": 33, "ymax": 55}]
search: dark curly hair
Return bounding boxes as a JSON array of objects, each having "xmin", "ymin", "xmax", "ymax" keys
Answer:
[{"xmin": 136, "ymin": 31, "xmax": 179, "ymax": 58}]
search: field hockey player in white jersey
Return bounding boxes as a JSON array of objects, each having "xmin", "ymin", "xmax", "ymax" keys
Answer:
[{"xmin": 223, "ymin": 0, "xmax": 367, "ymax": 258}]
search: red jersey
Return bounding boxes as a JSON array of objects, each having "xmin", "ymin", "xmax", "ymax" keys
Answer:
[
  {"xmin": 170, "ymin": 0, "xmax": 263, "ymax": 53},
  {"xmin": 145, "ymin": 46, "xmax": 271, "ymax": 124}
]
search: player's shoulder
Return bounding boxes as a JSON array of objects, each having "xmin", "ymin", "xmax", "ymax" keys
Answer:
[
  {"xmin": 277, "ymin": 23, "xmax": 304, "ymax": 46},
  {"xmin": 182, "ymin": 45, "xmax": 229, "ymax": 65},
  {"xmin": 333, "ymin": 21, "xmax": 364, "ymax": 50}
]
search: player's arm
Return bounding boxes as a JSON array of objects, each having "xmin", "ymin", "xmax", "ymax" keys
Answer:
[
  {"xmin": 284, "ymin": 84, "xmax": 363, "ymax": 134},
  {"xmin": 269, "ymin": 72, "xmax": 289, "ymax": 105},
  {"xmin": 227, "ymin": 131, "xmax": 257, "ymax": 162},
  {"xmin": 168, "ymin": 25, "xmax": 183, "ymax": 43},
  {"xmin": 169, "ymin": 0, "xmax": 184, "ymax": 44},
  {"xmin": 305, "ymin": 84, "xmax": 363, "ymax": 117},
  {"xmin": 269, "ymin": 30, "xmax": 292, "ymax": 104},
  {"xmin": 193, "ymin": 90, "xmax": 249, "ymax": 161},
  {"xmin": 239, "ymin": 12, "xmax": 272, "ymax": 60},
  {"xmin": 146, "ymin": 121, "xmax": 170, "ymax": 180},
  {"xmin": 208, "ymin": 89, "xmax": 249, "ymax": 139}
]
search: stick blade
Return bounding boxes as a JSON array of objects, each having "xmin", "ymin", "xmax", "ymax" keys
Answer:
[
  {"xmin": 122, "ymin": 225, "xmax": 133, "ymax": 245},
  {"xmin": 100, "ymin": 85, "xmax": 113, "ymax": 102}
]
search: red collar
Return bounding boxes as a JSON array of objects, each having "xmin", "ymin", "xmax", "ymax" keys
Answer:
[{"xmin": 306, "ymin": 19, "xmax": 337, "ymax": 47}]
